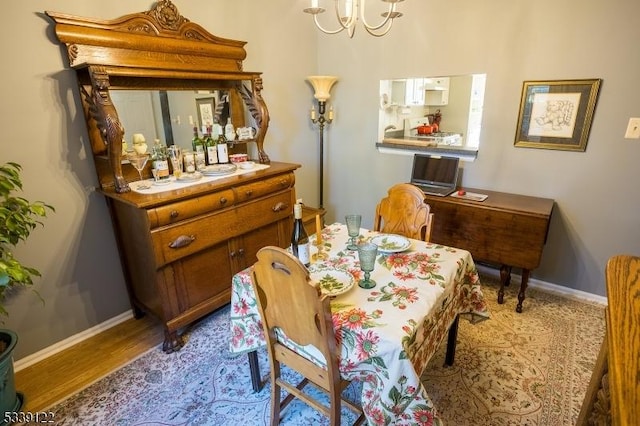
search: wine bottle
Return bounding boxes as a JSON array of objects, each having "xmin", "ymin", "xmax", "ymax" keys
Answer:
[
  {"xmin": 205, "ymin": 125, "xmax": 218, "ymax": 165},
  {"xmin": 291, "ymin": 200, "xmax": 310, "ymax": 267},
  {"xmin": 151, "ymin": 139, "xmax": 170, "ymax": 182},
  {"xmin": 217, "ymin": 134, "xmax": 229, "ymax": 164},
  {"xmin": 192, "ymin": 126, "xmax": 206, "ymax": 170}
]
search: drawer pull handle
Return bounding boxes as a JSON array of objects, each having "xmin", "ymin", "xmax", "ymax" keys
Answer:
[
  {"xmin": 231, "ymin": 248, "xmax": 246, "ymax": 259},
  {"xmin": 245, "ymin": 190, "xmax": 253, "ymax": 197},
  {"xmin": 272, "ymin": 202, "xmax": 288, "ymax": 212},
  {"xmin": 279, "ymin": 179, "xmax": 287, "ymax": 187},
  {"xmin": 219, "ymin": 197, "xmax": 228, "ymax": 205},
  {"xmin": 170, "ymin": 210, "xmax": 179, "ymax": 219},
  {"xmin": 169, "ymin": 235, "xmax": 195, "ymax": 249}
]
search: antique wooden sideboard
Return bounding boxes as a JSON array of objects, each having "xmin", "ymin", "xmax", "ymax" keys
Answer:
[
  {"xmin": 46, "ymin": 1, "xmax": 301, "ymax": 351},
  {"xmin": 424, "ymin": 188, "xmax": 554, "ymax": 312}
]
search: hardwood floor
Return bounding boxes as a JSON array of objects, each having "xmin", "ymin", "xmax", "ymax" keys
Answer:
[{"xmin": 15, "ymin": 315, "xmax": 163, "ymax": 412}]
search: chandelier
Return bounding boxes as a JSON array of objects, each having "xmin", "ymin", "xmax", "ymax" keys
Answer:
[{"xmin": 303, "ymin": 0, "xmax": 404, "ymax": 38}]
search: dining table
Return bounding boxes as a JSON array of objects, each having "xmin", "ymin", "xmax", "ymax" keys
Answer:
[{"xmin": 228, "ymin": 222, "xmax": 489, "ymax": 425}]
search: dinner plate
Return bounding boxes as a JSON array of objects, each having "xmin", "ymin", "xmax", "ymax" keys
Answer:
[
  {"xmin": 370, "ymin": 234, "xmax": 411, "ymax": 253},
  {"xmin": 201, "ymin": 164, "xmax": 237, "ymax": 176},
  {"xmin": 309, "ymin": 267, "xmax": 355, "ymax": 296},
  {"xmin": 176, "ymin": 172, "xmax": 203, "ymax": 182}
]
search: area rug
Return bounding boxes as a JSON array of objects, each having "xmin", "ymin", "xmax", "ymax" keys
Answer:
[
  {"xmin": 47, "ymin": 275, "xmax": 605, "ymax": 425},
  {"xmin": 422, "ymin": 276, "xmax": 606, "ymax": 425}
]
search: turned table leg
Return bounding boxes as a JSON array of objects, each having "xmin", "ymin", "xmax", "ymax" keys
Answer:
[
  {"xmin": 444, "ymin": 315, "xmax": 460, "ymax": 366},
  {"xmin": 498, "ymin": 265, "xmax": 512, "ymax": 304},
  {"xmin": 516, "ymin": 269, "xmax": 530, "ymax": 313}
]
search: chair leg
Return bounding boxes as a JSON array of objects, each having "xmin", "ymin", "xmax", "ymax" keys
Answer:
[
  {"xmin": 270, "ymin": 363, "xmax": 282, "ymax": 426},
  {"xmin": 330, "ymin": 386, "xmax": 341, "ymax": 426}
]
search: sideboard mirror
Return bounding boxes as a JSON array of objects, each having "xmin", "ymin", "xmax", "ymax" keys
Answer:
[{"xmin": 46, "ymin": 0, "xmax": 270, "ymax": 193}]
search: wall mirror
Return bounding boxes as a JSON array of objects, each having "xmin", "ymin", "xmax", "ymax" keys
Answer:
[
  {"xmin": 110, "ymin": 89, "xmax": 258, "ymax": 152},
  {"xmin": 378, "ymin": 74, "xmax": 486, "ymax": 152},
  {"xmin": 46, "ymin": 0, "xmax": 270, "ymax": 193}
]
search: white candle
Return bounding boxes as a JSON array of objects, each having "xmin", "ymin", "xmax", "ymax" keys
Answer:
[
  {"xmin": 328, "ymin": 106, "xmax": 334, "ymax": 120},
  {"xmin": 311, "ymin": 107, "xmax": 316, "ymax": 120},
  {"xmin": 345, "ymin": 0, "xmax": 353, "ymax": 18},
  {"xmin": 311, "ymin": 0, "xmax": 319, "ymax": 8}
]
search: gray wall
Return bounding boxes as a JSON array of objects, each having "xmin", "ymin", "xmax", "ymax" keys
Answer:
[{"xmin": 3, "ymin": 0, "xmax": 639, "ymax": 360}]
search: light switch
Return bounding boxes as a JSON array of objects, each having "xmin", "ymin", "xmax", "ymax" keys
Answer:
[{"xmin": 624, "ymin": 117, "xmax": 640, "ymax": 139}]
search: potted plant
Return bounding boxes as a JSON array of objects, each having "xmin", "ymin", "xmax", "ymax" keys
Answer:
[{"xmin": 0, "ymin": 162, "xmax": 54, "ymax": 418}]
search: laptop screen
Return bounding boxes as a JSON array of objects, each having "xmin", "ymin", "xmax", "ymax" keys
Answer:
[{"xmin": 410, "ymin": 154, "xmax": 460, "ymax": 187}]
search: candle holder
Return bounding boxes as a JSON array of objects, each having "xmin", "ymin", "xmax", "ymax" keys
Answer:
[{"xmin": 307, "ymin": 76, "xmax": 338, "ymax": 209}]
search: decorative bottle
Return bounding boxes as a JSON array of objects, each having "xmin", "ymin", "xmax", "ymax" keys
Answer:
[
  {"xmin": 224, "ymin": 117, "xmax": 235, "ymax": 142},
  {"xmin": 205, "ymin": 125, "xmax": 218, "ymax": 165},
  {"xmin": 151, "ymin": 139, "xmax": 170, "ymax": 182},
  {"xmin": 291, "ymin": 200, "xmax": 310, "ymax": 267}
]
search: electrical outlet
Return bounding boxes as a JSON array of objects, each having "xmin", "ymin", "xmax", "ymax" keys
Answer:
[{"xmin": 624, "ymin": 117, "xmax": 640, "ymax": 139}]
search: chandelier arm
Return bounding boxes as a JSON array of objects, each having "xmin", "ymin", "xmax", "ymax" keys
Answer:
[
  {"xmin": 360, "ymin": 0, "xmax": 394, "ymax": 31},
  {"xmin": 333, "ymin": 0, "xmax": 358, "ymax": 30},
  {"xmin": 363, "ymin": 21, "xmax": 394, "ymax": 37},
  {"xmin": 312, "ymin": 14, "xmax": 347, "ymax": 35}
]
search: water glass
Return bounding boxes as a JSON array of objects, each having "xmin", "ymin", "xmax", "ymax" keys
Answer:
[
  {"xmin": 357, "ymin": 242, "xmax": 378, "ymax": 289},
  {"xmin": 345, "ymin": 214, "xmax": 362, "ymax": 250}
]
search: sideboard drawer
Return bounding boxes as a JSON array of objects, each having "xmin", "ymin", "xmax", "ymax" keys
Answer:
[
  {"xmin": 148, "ymin": 189, "xmax": 236, "ymax": 227},
  {"xmin": 234, "ymin": 173, "xmax": 294, "ymax": 203},
  {"xmin": 151, "ymin": 189, "xmax": 294, "ymax": 267}
]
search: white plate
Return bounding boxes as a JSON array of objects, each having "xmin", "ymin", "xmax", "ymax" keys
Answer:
[
  {"xmin": 201, "ymin": 164, "xmax": 237, "ymax": 176},
  {"xmin": 176, "ymin": 172, "xmax": 203, "ymax": 182},
  {"xmin": 370, "ymin": 234, "xmax": 411, "ymax": 253},
  {"xmin": 309, "ymin": 267, "xmax": 355, "ymax": 296}
]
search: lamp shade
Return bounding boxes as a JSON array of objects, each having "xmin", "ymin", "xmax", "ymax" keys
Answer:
[{"xmin": 307, "ymin": 75, "xmax": 338, "ymax": 101}]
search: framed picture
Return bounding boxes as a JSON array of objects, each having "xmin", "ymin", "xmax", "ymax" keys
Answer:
[
  {"xmin": 514, "ymin": 79, "xmax": 601, "ymax": 151},
  {"xmin": 196, "ymin": 97, "xmax": 215, "ymax": 128}
]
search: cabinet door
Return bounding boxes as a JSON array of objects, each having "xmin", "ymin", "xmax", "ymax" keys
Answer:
[
  {"xmin": 230, "ymin": 219, "xmax": 290, "ymax": 272},
  {"xmin": 172, "ymin": 241, "xmax": 234, "ymax": 311}
]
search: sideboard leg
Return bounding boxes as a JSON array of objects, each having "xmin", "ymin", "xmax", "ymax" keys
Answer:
[
  {"xmin": 444, "ymin": 315, "xmax": 460, "ymax": 366},
  {"xmin": 498, "ymin": 265, "xmax": 512, "ymax": 304},
  {"xmin": 162, "ymin": 329, "xmax": 184, "ymax": 353},
  {"xmin": 516, "ymin": 269, "xmax": 530, "ymax": 313},
  {"xmin": 248, "ymin": 350, "xmax": 263, "ymax": 392}
]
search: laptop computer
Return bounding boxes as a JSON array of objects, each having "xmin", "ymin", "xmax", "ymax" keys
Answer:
[{"xmin": 410, "ymin": 154, "xmax": 460, "ymax": 197}]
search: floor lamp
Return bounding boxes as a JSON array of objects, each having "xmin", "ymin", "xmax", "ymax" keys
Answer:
[{"xmin": 307, "ymin": 75, "xmax": 338, "ymax": 209}]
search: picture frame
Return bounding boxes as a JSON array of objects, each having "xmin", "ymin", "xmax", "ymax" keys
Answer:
[
  {"xmin": 196, "ymin": 97, "xmax": 215, "ymax": 128},
  {"xmin": 514, "ymin": 79, "xmax": 601, "ymax": 151}
]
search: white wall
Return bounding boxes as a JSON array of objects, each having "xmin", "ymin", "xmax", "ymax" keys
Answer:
[{"xmin": 3, "ymin": 0, "xmax": 639, "ymax": 360}]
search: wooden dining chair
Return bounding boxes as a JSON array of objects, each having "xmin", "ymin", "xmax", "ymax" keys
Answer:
[
  {"xmin": 251, "ymin": 246, "xmax": 365, "ymax": 426},
  {"xmin": 374, "ymin": 183, "xmax": 434, "ymax": 242},
  {"xmin": 577, "ymin": 254, "xmax": 640, "ymax": 425}
]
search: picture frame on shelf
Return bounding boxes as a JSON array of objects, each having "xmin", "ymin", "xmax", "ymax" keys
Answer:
[
  {"xmin": 514, "ymin": 79, "xmax": 601, "ymax": 151},
  {"xmin": 196, "ymin": 97, "xmax": 215, "ymax": 129}
]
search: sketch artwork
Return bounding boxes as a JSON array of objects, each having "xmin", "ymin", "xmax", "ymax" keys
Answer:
[{"xmin": 528, "ymin": 93, "xmax": 581, "ymax": 138}]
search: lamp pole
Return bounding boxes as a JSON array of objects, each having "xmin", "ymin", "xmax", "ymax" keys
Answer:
[
  {"xmin": 311, "ymin": 100, "xmax": 333, "ymax": 208},
  {"xmin": 307, "ymin": 76, "xmax": 338, "ymax": 209}
]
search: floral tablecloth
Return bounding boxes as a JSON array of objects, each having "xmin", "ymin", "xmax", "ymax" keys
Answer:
[{"xmin": 229, "ymin": 223, "xmax": 489, "ymax": 425}]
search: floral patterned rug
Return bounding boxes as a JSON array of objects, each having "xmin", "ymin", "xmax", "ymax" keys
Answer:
[
  {"xmin": 422, "ymin": 276, "xmax": 606, "ymax": 425},
  {"xmin": 47, "ymin": 275, "xmax": 605, "ymax": 425}
]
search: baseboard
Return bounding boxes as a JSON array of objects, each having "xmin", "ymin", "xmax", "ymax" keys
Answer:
[
  {"xmin": 476, "ymin": 264, "xmax": 608, "ymax": 306},
  {"xmin": 14, "ymin": 310, "xmax": 134, "ymax": 372}
]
